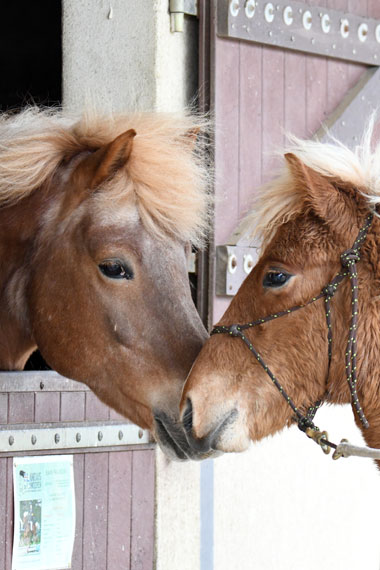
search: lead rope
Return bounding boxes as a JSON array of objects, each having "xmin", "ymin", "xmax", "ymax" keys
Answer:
[{"xmin": 211, "ymin": 213, "xmax": 378, "ymax": 460}]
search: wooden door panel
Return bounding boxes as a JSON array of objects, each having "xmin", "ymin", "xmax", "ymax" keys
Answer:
[{"xmin": 0, "ymin": 377, "xmax": 155, "ymax": 570}]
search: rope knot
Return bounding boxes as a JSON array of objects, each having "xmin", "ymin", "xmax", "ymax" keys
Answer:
[
  {"xmin": 228, "ymin": 324, "xmax": 241, "ymax": 337},
  {"xmin": 340, "ymin": 248, "xmax": 360, "ymax": 268},
  {"xmin": 297, "ymin": 416, "xmax": 316, "ymax": 433},
  {"xmin": 322, "ymin": 283, "xmax": 336, "ymax": 298}
]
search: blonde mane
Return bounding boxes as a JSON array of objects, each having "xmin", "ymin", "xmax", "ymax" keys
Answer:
[
  {"xmin": 0, "ymin": 107, "xmax": 211, "ymax": 244},
  {"xmin": 240, "ymin": 118, "xmax": 380, "ymax": 244}
]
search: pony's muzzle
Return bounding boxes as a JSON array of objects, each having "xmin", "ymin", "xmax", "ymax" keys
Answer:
[
  {"xmin": 153, "ymin": 409, "xmax": 218, "ymax": 461},
  {"xmin": 182, "ymin": 398, "xmax": 239, "ymax": 454}
]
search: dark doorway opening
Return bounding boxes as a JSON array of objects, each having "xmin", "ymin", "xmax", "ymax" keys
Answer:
[
  {"xmin": 0, "ymin": 2, "xmax": 62, "ymax": 369},
  {"xmin": 0, "ymin": 2, "xmax": 62, "ymax": 110}
]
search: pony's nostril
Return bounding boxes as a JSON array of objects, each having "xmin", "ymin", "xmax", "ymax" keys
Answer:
[
  {"xmin": 182, "ymin": 398, "xmax": 193, "ymax": 433},
  {"xmin": 183, "ymin": 405, "xmax": 239, "ymax": 454}
]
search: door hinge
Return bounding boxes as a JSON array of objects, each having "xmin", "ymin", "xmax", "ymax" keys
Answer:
[
  {"xmin": 0, "ymin": 421, "xmax": 151, "ymax": 454},
  {"xmin": 169, "ymin": 0, "xmax": 198, "ymax": 32}
]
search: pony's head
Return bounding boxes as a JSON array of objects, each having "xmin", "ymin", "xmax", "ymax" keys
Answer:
[
  {"xmin": 180, "ymin": 124, "xmax": 380, "ymax": 456},
  {"xmin": 0, "ymin": 108, "xmax": 211, "ymax": 459}
]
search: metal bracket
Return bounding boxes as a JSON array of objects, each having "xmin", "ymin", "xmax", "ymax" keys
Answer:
[
  {"xmin": 0, "ymin": 421, "xmax": 151, "ymax": 455},
  {"xmin": 305, "ymin": 427, "xmax": 331, "ymax": 454},
  {"xmin": 0, "ymin": 370, "xmax": 89, "ymax": 392},
  {"xmin": 170, "ymin": 0, "xmax": 199, "ymax": 32},
  {"xmin": 216, "ymin": 245, "xmax": 259, "ymax": 296},
  {"xmin": 218, "ymin": 0, "xmax": 380, "ymax": 65}
]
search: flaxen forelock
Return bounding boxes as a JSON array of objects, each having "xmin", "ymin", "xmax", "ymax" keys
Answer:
[
  {"xmin": 240, "ymin": 116, "xmax": 380, "ymax": 245},
  {"xmin": 0, "ymin": 106, "xmax": 212, "ymax": 245}
]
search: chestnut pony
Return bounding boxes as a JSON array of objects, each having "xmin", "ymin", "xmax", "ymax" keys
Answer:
[
  {"xmin": 0, "ymin": 107, "xmax": 211, "ymax": 460},
  {"xmin": 180, "ymin": 125, "xmax": 380, "ymax": 465}
]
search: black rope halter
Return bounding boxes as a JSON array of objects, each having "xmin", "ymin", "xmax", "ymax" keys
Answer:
[{"xmin": 211, "ymin": 212, "xmax": 374, "ymax": 439}]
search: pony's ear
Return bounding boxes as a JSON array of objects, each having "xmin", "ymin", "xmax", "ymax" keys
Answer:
[
  {"xmin": 284, "ymin": 152, "xmax": 355, "ymax": 236},
  {"xmin": 60, "ymin": 129, "xmax": 136, "ymax": 216},
  {"xmin": 74, "ymin": 129, "xmax": 136, "ymax": 191}
]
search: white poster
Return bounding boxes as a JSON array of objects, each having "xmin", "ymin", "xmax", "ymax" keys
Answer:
[{"xmin": 12, "ymin": 455, "xmax": 75, "ymax": 570}]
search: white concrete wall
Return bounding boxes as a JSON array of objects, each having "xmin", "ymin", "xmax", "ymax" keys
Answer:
[
  {"xmin": 62, "ymin": 3, "xmax": 201, "ymax": 570},
  {"xmin": 155, "ymin": 450, "xmax": 201, "ymax": 570},
  {"xmin": 62, "ymin": 0, "xmax": 198, "ymax": 114},
  {"xmin": 213, "ymin": 405, "xmax": 380, "ymax": 570}
]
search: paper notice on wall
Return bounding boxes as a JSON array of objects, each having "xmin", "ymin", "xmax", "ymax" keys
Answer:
[{"xmin": 12, "ymin": 455, "xmax": 75, "ymax": 570}]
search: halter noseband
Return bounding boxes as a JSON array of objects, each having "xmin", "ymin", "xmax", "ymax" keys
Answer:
[{"xmin": 211, "ymin": 212, "xmax": 374, "ymax": 441}]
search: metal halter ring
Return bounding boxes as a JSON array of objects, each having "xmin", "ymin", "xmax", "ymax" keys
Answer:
[{"xmin": 305, "ymin": 427, "xmax": 331, "ymax": 455}]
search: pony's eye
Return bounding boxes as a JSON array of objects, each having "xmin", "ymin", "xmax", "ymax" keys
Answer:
[
  {"xmin": 99, "ymin": 260, "xmax": 134, "ymax": 280},
  {"xmin": 263, "ymin": 271, "xmax": 291, "ymax": 288}
]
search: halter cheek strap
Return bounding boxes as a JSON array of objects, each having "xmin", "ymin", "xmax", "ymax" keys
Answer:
[{"xmin": 211, "ymin": 212, "xmax": 374, "ymax": 438}]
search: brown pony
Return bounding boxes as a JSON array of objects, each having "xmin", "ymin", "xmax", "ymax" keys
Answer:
[
  {"xmin": 0, "ymin": 107, "xmax": 211, "ymax": 460},
  {"xmin": 178, "ymin": 124, "xmax": 380, "ymax": 464}
]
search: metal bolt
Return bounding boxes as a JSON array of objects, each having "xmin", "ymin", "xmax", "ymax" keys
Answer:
[
  {"xmin": 118, "ymin": 430, "xmax": 124, "ymax": 441},
  {"xmin": 39, "ymin": 381, "xmax": 44, "ymax": 390},
  {"xmin": 321, "ymin": 14, "xmax": 331, "ymax": 34},
  {"xmin": 8, "ymin": 435, "xmax": 14, "ymax": 446},
  {"xmin": 228, "ymin": 253, "xmax": 238, "ymax": 274},
  {"xmin": 264, "ymin": 2, "xmax": 275, "ymax": 23},
  {"xmin": 31, "ymin": 435, "xmax": 37, "ymax": 445},
  {"xmin": 340, "ymin": 18, "xmax": 350, "ymax": 38},
  {"xmin": 138, "ymin": 429, "xmax": 144, "ymax": 439},
  {"xmin": 229, "ymin": 0, "xmax": 240, "ymax": 18},
  {"xmin": 98, "ymin": 431, "xmax": 103, "ymax": 441},
  {"xmin": 302, "ymin": 10, "xmax": 312, "ymax": 30},
  {"xmin": 283, "ymin": 6, "xmax": 293, "ymax": 26},
  {"xmin": 358, "ymin": 23, "xmax": 368, "ymax": 42},
  {"xmin": 54, "ymin": 433, "xmax": 60, "ymax": 444},
  {"xmin": 245, "ymin": 0, "xmax": 256, "ymax": 19},
  {"xmin": 376, "ymin": 24, "xmax": 380, "ymax": 43},
  {"xmin": 76, "ymin": 433, "xmax": 81, "ymax": 443}
]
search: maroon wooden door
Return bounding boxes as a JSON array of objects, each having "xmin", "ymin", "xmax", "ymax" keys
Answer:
[{"xmin": 0, "ymin": 372, "xmax": 155, "ymax": 570}]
